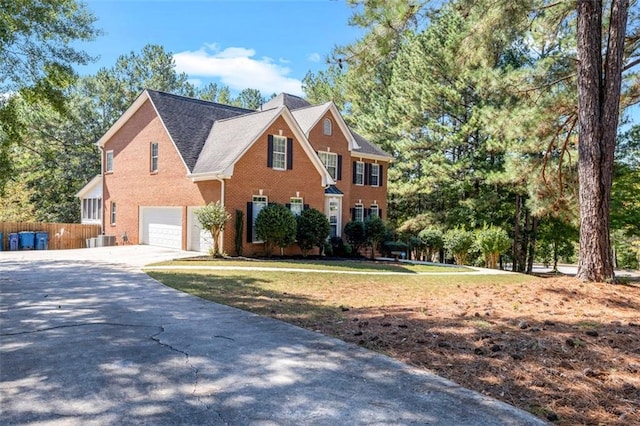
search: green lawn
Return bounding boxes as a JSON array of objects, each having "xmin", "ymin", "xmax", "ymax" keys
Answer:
[
  {"xmin": 148, "ymin": 258, "xmax": 471, "ymax": 273},
  {"xmin": 146, "ymin": 265, "xmax": 535, "ymax": 325}
]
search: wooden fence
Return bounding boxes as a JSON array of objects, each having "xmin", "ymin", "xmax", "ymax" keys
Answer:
[{"xmin": 0, "ymin": 222, "xmax": 101, "ymax": 251}]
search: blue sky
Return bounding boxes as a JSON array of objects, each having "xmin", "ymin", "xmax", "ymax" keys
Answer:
[{"xmin": 78, "ymin": 0, "xmax": 362, "ymax": 96}]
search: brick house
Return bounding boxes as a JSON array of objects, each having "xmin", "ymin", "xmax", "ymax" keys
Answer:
[{"xmin": 78, "ymin": 89, "xmax": 392, "ymax": 254}]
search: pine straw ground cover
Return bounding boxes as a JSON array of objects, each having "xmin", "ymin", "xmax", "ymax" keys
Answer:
[{"xmin": 147, "ymin": 262, "xmax": 640, "ymax": 425}]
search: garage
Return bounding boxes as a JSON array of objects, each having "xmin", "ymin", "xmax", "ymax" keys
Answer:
[
  {"xmin": 187, "ymin": 207, "xmax": 213, "ymax": 253},
  {"xmin": 140, "ymin": 207, "xmax": 182, "ymax": 249}
]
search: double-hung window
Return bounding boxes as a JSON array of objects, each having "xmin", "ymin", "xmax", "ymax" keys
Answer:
[
  {"xmin": 105, "ymin": 150, "xmax": 114, "ymax": 173},
  {"xmin": 355, "ymin": 162, "xmax": 365, "ymax": 185},
  {"xmin": 150, "ymin": 142, "xmax": 159, "ymax": 172},
  {"xmin": 370, "ymin": 164, "xmax": 380, "ymax": 187},
  {"xmin": 272, "ymin": 136, "xmax": 286, "ymax": 170},
  {"xmin": 290, "ymin": 197, "xmax": 303, "ymax": 216},
  {"xmin": 110, "ymin": 201, "xmax": 117, "ymax": 225},
  {"xmin": 319, "ymin": 152, "xmax": 338, "ymax": 180},
  {"xmin": 251, "ymin": 195, "xmax": 268, "ymax": 242},
  {"xmin": 370, "ymin": 204, "xmax": 379, "ymax": 218},
  {"xmin": 354, "ymin": 203, "xmax": 364, "ymax": 222}
]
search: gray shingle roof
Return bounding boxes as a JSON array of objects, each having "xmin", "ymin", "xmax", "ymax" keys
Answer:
[
  {"xmin": 192, "ymin": 107, "xmax": 283, "ymax": 175},
  {"xmin": 147, "ymin": 90, "xmax": 252, "ymax": 172},
  {"xmin": 261, "ymin": 93, "xmax": 312, "ymax": 111},
  {"xmin": 290, "ymin": 103, "xmax": 331, "ymax": 134},
  {"xmin": 352, "ymin": 131, "xmax": 393, "ymax": 159}
]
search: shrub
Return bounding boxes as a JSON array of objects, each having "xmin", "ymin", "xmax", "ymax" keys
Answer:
[
  {"xmin": 255, "ymin": 203, "xmax": 296, "ymax": 257},
  {"xmin": 344, "ymin": 221, "xmax": 366, "ymax": 253},
  {"xmin": 195, "ymin": 201, "xmax": 231, "ymax": 257},
  {"xmin": 234, "ymin": 210, "xmax": 244, "ymax": 256},
  {"xmin": 330, "ymin": 236, "xmax": 346, "ymax": 257},
  {"xmin": 444, "ymin": 228, "xmax": 474, "ymax": 265},
  {"xmin": 475, "ymin": 225, "xmax": 511, "ymax": 269},
  {"xmin": 365, "ymin": 215, "xmax": 386, "ymax": 259},
  {"xmin": 296, "ymin": 208, "xmax": 330, "ymax": 257},
  {"xmin": 418, "ymin": 227, "xmax": 444, "ymax": 262}
]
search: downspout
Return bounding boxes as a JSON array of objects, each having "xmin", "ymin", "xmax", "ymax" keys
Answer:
[
  {"xmin": 98, "ymin": 146, "xmax": 105, "ymax": 235},
  {"xmin": 216, "ymin": 178, "xmax": 225, "ymax": 253}
]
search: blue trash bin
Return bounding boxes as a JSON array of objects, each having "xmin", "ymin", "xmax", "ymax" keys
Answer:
[
  {"xmin": 19, "ymin": 231, "xmax": 36, "ymax": 250},
  {"xmin": 0, "ymin": 232, "xmax": 3, "ymax": 251},
  {"xmin": 35, "ymin": 232, "xmax": 49, "ymax": 250},
  {"xmin": 9, "ymin": 233, "xmax": 19, "ymax": 251}
]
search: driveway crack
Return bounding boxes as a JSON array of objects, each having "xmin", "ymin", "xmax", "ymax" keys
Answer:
[
  {"xmin": 150, "ymin": 326, "xmax": 203, "ymax": 405},
  {"xmin": 1, "ymin": 322, "xmax": 153, "ymax": 336}
]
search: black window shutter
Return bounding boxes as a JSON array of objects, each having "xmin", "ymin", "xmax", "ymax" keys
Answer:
[
  {"xmin": 286, "ymin": 203, "xmax": 291, "ymax": 209},
  {"xmin": 379, "ymin": 209, "xmax": 383, "ymax": 219},
  {"xmin": 337, "ymin": 155, "xmax": 343, "ymax": 180},
  {"xmin": 350, "ymin": 208, "xmax": 355, "ymax": 221},
  {"xmin": 379, "ymin": 164, "xmax": 383, "ymax": 185},
  {"xmin": 267, "ymin": 135, "xmax": 274, "ymax": 168},
  {"xmin": 286, "ymin": 138, "xmax": 293, "ymax": 170},
  {"xmin": 352, "ymin": 162, "xmax": 357, "ymax": 184},
  {"xmin": 303, "ymin": 204, "xmax": 310, "ymax": 210},
  {"xmin": 364, "ymin": 163, "xmax": 370, "ymax": 186},
  {"xmin": 246, "ymin": 202, "xmax": 253, "ymax": 243}
]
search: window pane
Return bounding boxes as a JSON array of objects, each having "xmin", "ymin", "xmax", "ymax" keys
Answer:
[
  {"xmin": 252, "ymin": 196, "xmax": 268, "ymax": 242},
  {"xmin": 320, "ymin": 152, "xmax": 337, "ymax": 180},
  {"xmin": 273, "ymin": 136, "xmax": 286, "ymax": 169},
  {"xmin": 355, "ymin": 162, "xmax": 364, "ymax": 185},
  {"xmin": 371, "ymin": 164, "xmax": 379, "ymax": 186},
  {"xmin": 151, "ymin": 142, "xmax": 158, "ymax": 172},
  {"xmin": 355, "ymin": 205, "xmax": 364, "ymax": 222},
  {"xmin": 323, "ymin": 118, "xmax": 332, "ymax": 136},
  {"xmin": 106, "ymin": 151, "xmax": 113, "ymax": 172},
  {"xmin": 290, "ymin": 198, "xmax": 303, "ymax": 216}
]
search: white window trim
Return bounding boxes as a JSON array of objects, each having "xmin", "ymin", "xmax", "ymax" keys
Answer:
[
  {"xmin": 370, "ymin": 163, "xmax": 380, "ymax": 187},
  {"xmin": 252, "ymin": 195, "xmax": 268, "ymax": 243},
  {"xmin": 105, "ymin": 150, "xmax": 114, "ymax": 173},
  {"xmin": 354, "ymin": 203, "xmax": 364, "ymax": 222},
  {"xmin": 319, "ymin": 151, "xmax": 338, "ymax": 180},
  {"xmin": 150, "ymin": 142, "xmax": 159, "ymax": 173},
  {"xmin": 272, "ymin": 135, "xmax": 286, "ymax": 170},
  {"xmin": 355, "ymin": 161, "xmax": 365, "ymax": 186},
  {"xmin": 323, "ymin": 118, "xmax": 332, "ymax": 136},
  {"xmin": 290, "ymin": 197, "xmax": 304, "ymax": 216}
]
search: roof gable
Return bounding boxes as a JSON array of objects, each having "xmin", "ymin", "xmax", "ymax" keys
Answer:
[
  {"xmin": 97, "ymin": 90, "xmax": 252, "ymax": 173},
  {"xmin": 190, "ymin": 107, "xmax": 334, "ymax": 186},
  {"xmin": 147, "ymin": 90, "xmax": 252, "ymax": 171},
  {"xmin": 291, "ymin": 102, "xmax": 361, "ymax": 151}
]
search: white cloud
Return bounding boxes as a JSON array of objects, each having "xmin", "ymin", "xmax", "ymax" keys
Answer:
[
  {"xmin": 187, "ymin": 78, "xmax": 203, "ymax": 87},
  {"xmin": 174, "ymin": 44, "xmax": 303, "ymax": 96},
  {"xmin": 307, "ymin": 52, "xmax": 321, "ymax": 63}
]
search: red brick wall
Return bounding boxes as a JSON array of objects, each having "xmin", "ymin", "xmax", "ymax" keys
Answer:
[
  {"xmin": 223, "ymin": 116, "xmax": 327, "ymax": 256},
  {"xmin": 307, "ymin": 111, "xmax": 389, "ymax": 226},
  {"xmin": 102, "ymin": 99, "xmax": 220, "ymax": 248}
]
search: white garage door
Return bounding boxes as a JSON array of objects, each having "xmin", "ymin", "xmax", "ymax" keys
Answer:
[
  {"xmin": 188, "ymin": 207, "xmax": 213, "ymax": 253},
  {"xmin": 141, "ymin": 207, "xmax": 182, "ymax": 249}
]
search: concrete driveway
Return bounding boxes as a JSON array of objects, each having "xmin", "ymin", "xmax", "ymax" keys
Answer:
[{"xmin": 1, "ymin": 246, "xmax": 545, "ymax": 425}]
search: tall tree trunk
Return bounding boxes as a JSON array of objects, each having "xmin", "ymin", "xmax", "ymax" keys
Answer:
[
  {"xmin": 513, "ymin": 195, "xmax": 521, "ymax": 272},
  {"xmin": 576, "ymin": 0, "xmax": 629, "ymax": 282},
  {"xmin": 526, "ymin": 216, "xmax": 539, "ymax": 274},
  {"xmin": 520, "ymin": 209, "xmax": 530, "ymax": 273}
]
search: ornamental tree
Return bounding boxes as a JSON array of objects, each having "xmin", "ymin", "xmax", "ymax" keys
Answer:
[{"xmin": 195, "ymin": 201, "xmax": 230, "ymax": 257}]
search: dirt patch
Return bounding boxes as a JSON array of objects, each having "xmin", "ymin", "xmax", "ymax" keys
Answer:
[{"xmin": 281, "ymin": 276, "xmax": 640, "ymax": 425}]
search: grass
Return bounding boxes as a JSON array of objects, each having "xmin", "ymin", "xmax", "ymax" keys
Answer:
[
  {"xmin": 148, "ymin": 258, "xmax": 471, "ymax": 273},
  {"xmin": 145, "ymin": 267, "xmax": 535, "ymax": 323}
]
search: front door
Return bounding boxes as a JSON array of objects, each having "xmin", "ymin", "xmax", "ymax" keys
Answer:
[{"xmin": 324, "ymin": 195, "xmax": 342, "ymax": 238}]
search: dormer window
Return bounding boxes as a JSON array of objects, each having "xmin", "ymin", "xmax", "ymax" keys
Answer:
[{"xmin": 323, "ymin": 118, "xmax": 332, "ymax": 136}]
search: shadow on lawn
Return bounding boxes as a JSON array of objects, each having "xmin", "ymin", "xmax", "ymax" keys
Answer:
[{"xmin": 154, "ymin": 271, "xmax": 640, "ymax": 426}]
